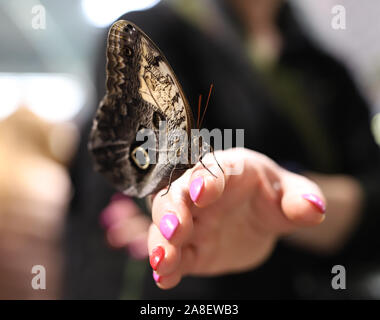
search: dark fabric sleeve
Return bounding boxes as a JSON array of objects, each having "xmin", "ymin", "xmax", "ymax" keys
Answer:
[{"xmin": 328, "ymin": 61, "xmax": 380, "ymax": 259}]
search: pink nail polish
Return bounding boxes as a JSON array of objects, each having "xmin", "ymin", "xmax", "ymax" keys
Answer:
[
  {"xmin": 159, "ymin": 213, "xmax": 179, "ymax": 240},
  {"xmin": 111, "ymin": 192, "xmax": 130, "ymax": 203},
  {"xmin": 153, "ymin": 271, "xmax": 161, "ymax": 283},
  {"xmin": 302, "ymin": 193, "xmax": 326, "ymax": 213},
  {"xmin": 190, "ymin": 176, "xmax": 204, "ymax": 202}
]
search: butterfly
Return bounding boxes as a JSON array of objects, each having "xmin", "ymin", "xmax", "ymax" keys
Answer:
[{"xmin": 88, "ymin": 20, "xmax": 221, "ymax": 198}]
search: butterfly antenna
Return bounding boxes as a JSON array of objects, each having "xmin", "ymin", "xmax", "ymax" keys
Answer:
[
  {"xmin": 199, "ymin": 84, "xmax": 214, "ymax": 128},
  {"xmin": 197, "ymin": 94, "xmax": 202, "ymax": 129}
]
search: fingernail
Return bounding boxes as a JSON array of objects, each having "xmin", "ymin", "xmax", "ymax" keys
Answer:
[
  {"xmin": 153, "ymin": 271, "xmax": 161, "ymax": 283},
  {"xmin": 111, "ymin": 192, "xmax": 130, "ymax": 203},
  {"xmin": 149, "ymin": 246, "xmax": 165, "ymax": 270},
  {"xmin": 160, "ymin": 214, "xmax": 179, "ymax": 240},
  {"xmin": 302, "ymin": 193, "xmax": 326, "ymax": 213},
  {"xmin": 190, "ymin": 176, "xmax": 204, "ymax": 202}
]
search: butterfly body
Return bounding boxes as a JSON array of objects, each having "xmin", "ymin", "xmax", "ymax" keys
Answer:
[{"xmin": 89, "ymin": 20, "xmax": 195, "ymax": 198}]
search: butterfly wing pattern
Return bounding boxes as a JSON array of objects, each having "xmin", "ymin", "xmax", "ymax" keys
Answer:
[{"xmin": 89, "ymin": 20, "xmax": 194, "ymax": 198}]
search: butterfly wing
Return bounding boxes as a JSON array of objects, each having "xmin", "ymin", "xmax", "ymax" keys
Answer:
[{"xmin": 89, "ymin": 20, "xmax": 193, "ymax": 198}]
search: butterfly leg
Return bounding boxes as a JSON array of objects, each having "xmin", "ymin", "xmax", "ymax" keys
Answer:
[
  {"xmin": 161, "ymin": 164, "xmax": 177, "ymax": 197},
  {"xmin": 198, "ymin": 154, "xmax": 218, "ymax": 178},
  {"xmin": 197, "ymin": 142, "xmax": 223, "ymax": 178},
  {"xmin": 210, "ymin": 145, "xmax": 224, "ymax": 174}
]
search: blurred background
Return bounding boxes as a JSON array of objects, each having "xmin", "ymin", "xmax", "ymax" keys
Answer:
[{"xmin": 0, "ymin": 0, "xmax": 380, "ymax": 299}]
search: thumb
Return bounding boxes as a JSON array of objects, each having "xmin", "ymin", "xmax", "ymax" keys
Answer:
[{"xmin": 280, "ymin": 170, "xmax": 326, "ymax": 227}]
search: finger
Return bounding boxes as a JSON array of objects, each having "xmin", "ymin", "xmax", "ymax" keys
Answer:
[
  {"xmin": 280, "ymin": 170, "xmax": 326, "ymax": 227},
  {"xmin": 152, "ymin": 245, "xmax": 196, "ymax": 289},
  {"xmin": 100, "ymin": 197, "xmax": 138, "ymax": 228},
  {"xmin": 188, "ymin": 152, "xmax": 227, "ymax": 208},
  {"xmin": 151, "ymin": 171, "xmax": 194, "ymax": 246},
  {"xmin": 106, "ymin": 214, "xmax": 150, "ymax": 248},
  {"xmin": 126, "ymin": 233, "xmax": 149, "ymax": 259},
  {"xmin": 148, "ymin": 223, "xmax": 182, "ymax": 276},
  {"xmin": 152, "ymin": 269, "xmax": 182, "ymax": 290}
]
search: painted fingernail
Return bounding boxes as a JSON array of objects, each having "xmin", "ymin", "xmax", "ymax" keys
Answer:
[
  {"xmin": 190, "ymin": 176, "xmax": 204, "ymax": 202},
  {"xmin": 160, "ymin": 214, "xmax": 179, "ymax": 240},
  {"xmin": 302, "ymin": 193, "xmax": 326, "ymax": 213},
  {"xmin": 149, "ymin": 246, "xmax": 165, "ymax": 270},
  {"xmin": 153, "ymin": 271, "xmax": 161, "ymax": 283},
  {"xmin": 111, "ymin": 192, "xmax": 130, "ymax": 203}
]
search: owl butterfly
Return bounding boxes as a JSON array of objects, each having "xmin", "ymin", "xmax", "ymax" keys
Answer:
[{"xmin": 89, "ymin": 20, "xmax": 222, "ymax": 198}]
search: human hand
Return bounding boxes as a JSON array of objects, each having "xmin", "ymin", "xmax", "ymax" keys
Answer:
[
  {"xmin": 101, "ymin": 193, "xmax": 150, "ymax": 259},
  {"xmin": 148, "ymin": 148, "xmax": 326, "ymax": 289},
  {"xmin": 286, "ymin": 172, "xmax": 363, "ymax": 253}
]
